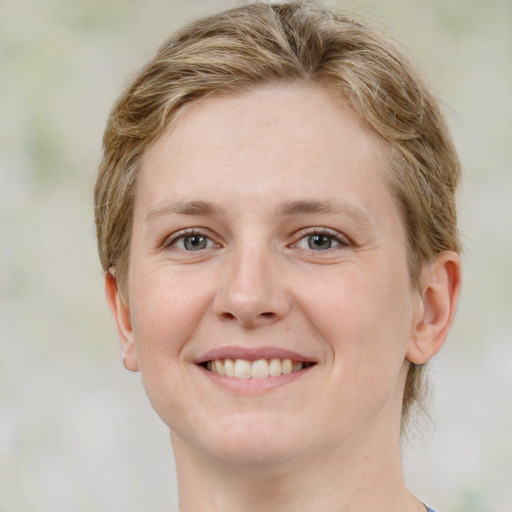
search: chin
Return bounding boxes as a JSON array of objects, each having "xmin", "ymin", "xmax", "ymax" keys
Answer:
[{"xmin": 178, "ymin": 411, "xmax": 311, "ymax": 469}]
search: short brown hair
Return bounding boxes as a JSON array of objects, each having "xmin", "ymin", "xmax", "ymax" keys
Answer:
[{"xmin": 94, "ymin": 1, "xmax": 461, "ymax": 426}]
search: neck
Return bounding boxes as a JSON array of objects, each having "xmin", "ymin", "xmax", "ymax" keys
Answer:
[{"xmin": 171, "ymin": 423, "xmax": 423, "ymax": 512}]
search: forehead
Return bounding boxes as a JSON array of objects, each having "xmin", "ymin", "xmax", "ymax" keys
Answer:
[{"xmin": 139, "ymin": 84, "xmax": 390, "ymax": 202}]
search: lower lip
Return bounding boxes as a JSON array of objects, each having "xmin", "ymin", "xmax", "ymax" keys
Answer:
[{"xmin": 197, "ymin": 364, "xmax": 315, "ymax": 394}]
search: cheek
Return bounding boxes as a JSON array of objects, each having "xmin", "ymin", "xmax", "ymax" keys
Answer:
[
  {"xmin": 128, "ymin": 268, "xmax": 215, "ymax": 428},
  {"xmin": 293, "ymin": 268, "xmax": 414, "ymax": 432},
  {"xmin": 293, "ymin": 263, "xmax": 414, "ymax": 369},
  {"xmin": 129, "ymin": 266, "xmax": 214, "ymax": 363}
]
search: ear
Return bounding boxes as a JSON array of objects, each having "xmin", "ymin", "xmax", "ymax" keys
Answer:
[
  {"xmin": 407, "ymin": 251, "xmax": 462, "ymax": 364},
  {"xmin": 105, "ymin": 273, "xmax": 139, "ymax": 372}
]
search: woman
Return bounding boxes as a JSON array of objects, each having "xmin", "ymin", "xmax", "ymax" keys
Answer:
[{"xmin": 94, "ymin": 2, "xmax": 461, "ymax": 511}]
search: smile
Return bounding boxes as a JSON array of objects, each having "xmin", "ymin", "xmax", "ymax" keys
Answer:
[{"xmin": 204, "ymin": 358, "xmax": 313, "ymax": 379}]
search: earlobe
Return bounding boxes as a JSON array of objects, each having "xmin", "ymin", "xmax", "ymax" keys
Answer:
[
  {"xmin": 105, "ymin": 273, "xmax": 140, "ymax": 372},
  {"xmin": 407, "ymin": 251, "xmax": 462, "ymax": 365}
]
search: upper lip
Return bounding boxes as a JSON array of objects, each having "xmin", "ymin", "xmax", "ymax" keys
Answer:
[{"xmin": 195, "ymin": 346, "xmax": 316, "ymax": 364}]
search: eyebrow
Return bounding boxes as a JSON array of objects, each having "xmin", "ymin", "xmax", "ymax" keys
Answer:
[
  {"xmin": 146, "ymin": 200, "xmax": 222, "ymax": 222},
  {"xmin": 278, "ymin": 199, "xmax": 371, "ymax": 225},
  {"xmin": 145, "ymin": 198, "xmax": 371, "ymax": 225}
]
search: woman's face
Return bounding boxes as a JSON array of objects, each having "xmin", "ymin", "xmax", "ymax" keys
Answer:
[{"xmin": 117, "ymin": 84, "xmax": 424, "ymax": 466}]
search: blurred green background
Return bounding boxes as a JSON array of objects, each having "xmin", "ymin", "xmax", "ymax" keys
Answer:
[{"xmin": 0, "ymin": 0, "xmax": 510, "ymax": 510}]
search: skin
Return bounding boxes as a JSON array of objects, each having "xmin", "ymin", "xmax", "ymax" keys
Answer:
[{"xmin": 106, "ymin": 83, "xmax": 461, "ymax": 511}]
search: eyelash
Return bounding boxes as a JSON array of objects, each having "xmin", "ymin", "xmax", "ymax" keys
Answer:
[
  {"xmin": 292, "ymin": 227, "xmax": 351, "ymax": 251},
  {"xmin": 162, "ymin": 229, "xmax": 217, "ymax": 251},
  {"xmin": 161, "ymin": 227, "xmax": 350, "ymax": 252}
]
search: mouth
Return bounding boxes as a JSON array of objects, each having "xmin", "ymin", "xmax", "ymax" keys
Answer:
[
  {"xmin": 196, "ymin": 346, "xmax": 317, "ymax": 382},
  {"xmin": 200, "ymin": 358, "xmax": 315, "ymax": 379}
]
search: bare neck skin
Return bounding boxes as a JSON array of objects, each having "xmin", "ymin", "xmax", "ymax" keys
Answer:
[{"xmin": 171, "ymin": 407, "xmax": 426, "ymax": 512}]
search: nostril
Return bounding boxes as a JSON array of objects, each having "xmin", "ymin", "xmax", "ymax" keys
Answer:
[
  {"xmin": 220, "ymin": 312, "xmax": 236, "ymax": 320},
  {"xmin": 217, "ymin": 310, "xmax": 278, "ymax": 326}
]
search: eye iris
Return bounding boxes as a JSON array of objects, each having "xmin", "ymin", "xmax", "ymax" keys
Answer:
[
  {"xmin": 308, "ymin": 234, "xmax": 332, "ymax": 250},
  {"xmin": 183, "ymin": 235, "xmax": 208, "ymax": 250}
]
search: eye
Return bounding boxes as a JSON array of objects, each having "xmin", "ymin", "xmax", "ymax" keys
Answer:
[
  {"xmin": 294, "ymin": 230, "xmax": 348, "ymax": 251},
  {"xmin": 166, "ymin": 230, "xmax": 217, "ymax": 251},
  {"xmin": 306, "ymin": 233, "xmax": 338, "ymax": 250}
]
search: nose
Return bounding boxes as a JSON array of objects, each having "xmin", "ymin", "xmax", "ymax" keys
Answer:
[{"xmin": 212, "ymin": 244, "xmax": 291, "ymax": 328}]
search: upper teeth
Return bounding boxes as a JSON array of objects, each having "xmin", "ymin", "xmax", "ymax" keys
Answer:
[{"xmin": 206, "ymin": 358, "xmax": 304, "ymax": 379}]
